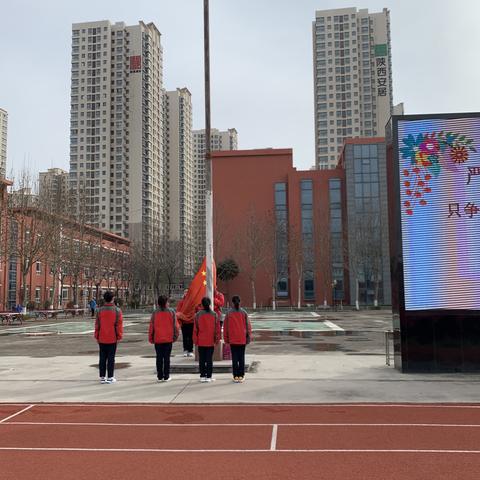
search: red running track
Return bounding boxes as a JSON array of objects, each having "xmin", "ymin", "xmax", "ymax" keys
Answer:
[{"xmin": 1, "ymin": 403, "xmax": 480, "ymax": 480}]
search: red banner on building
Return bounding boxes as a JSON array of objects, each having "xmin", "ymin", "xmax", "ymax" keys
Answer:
[{"xmin": 129, "ymin": 55, "xmax": 141, "ymax": 73}]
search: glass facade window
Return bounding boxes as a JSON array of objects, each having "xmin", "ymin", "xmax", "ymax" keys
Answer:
[
  {"xmin": 274, "ymin": 183, "xmax": 288, "ymax": 297},
  {"xmin": 329, "ymin": 178, "xmax": 344, "ymax": 301},
  {"xmin": 301, "ymin": 180, "xmax": 315, "ymax": 300},
  {"xmin": 351, "ymin": 144, "xmax": 383, "ymax": 304}
]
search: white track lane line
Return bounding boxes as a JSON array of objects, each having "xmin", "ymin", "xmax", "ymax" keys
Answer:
[
  {"xmin": 0, "ymin": 404, "xmax": 35, "ymax": 424},
  {"xmin": 4, "ymin": 403, "xmax": 479, "ymax": 408},
  {"xmin": 3, "ymin": 422, "xmax": 480, "ymax": 428},
  {"xmin": 270, "ymin": 424, "xmax": 278, "ymax": 451},
  {"xmin": 0, "ymin": 447, "xmax": 479, "ymax": 454}
]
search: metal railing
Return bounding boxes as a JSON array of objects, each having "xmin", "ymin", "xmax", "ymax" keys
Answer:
[{"xmin": 385, "ymin": 329, "xmax": 393, "ymax": 366}]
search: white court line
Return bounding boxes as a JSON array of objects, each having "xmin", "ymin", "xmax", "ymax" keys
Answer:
[
  {"xmin": 323, "ymin": 320, "xmax": 344, "ymax": 331},
  {"xmin": 5, "ymin": 403, "xmax": 479, "ymax": 408},
  {"xmin": 0, "ymin": 447, "xmax": 479, "ymax": 454},
  {"xmin": 0, "ymin": 405, "xmax": 35, "ymax": 424},
  {"xmin": 4, "ymin": 422, "xmax": 480, "ymax": 428},
  {"xmin": 270, "ymin": 424, "xmax": 278, "ymax": 451}
]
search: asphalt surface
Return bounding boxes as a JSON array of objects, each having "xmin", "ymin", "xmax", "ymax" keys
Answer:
[{"xmin": 0, "ymin": 309, "xmax": 393, "ymax": 357}]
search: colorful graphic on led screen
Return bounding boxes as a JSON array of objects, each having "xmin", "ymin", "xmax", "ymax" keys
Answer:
[{"xmin": 398, "ymin": 117, "xmax": 480, "ymax": 310}]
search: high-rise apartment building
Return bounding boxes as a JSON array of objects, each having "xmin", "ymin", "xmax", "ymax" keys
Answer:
[
  {"xmin": 164, "ymin": 88, "xmax": 195, "ymax": 279},
  {"xmin": 313, "ymin": 7, "xmax": 393, "ymax": 169},
  {"xmin": 192, "ymin": 128, "xmax": 238, "ymax": 263},
  {"xmin": 39, "ymin": 168, "xmax": 69, "ymax": 213},
  {"xmin": 0, "ymin": 108, "xmax": 7, "ymax": 178},
  {"xmin": 69, "ymin": 20, "xmax": 164, "ymax": 249}
]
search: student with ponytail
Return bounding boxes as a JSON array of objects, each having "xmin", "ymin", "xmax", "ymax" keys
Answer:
[
  {"xmin": 148, "ymin": 295, "xmax": 179, "ymax": 382},
  {"xmin": 193, "ymin": 297, "xmax": 221, "ymax": 383},
  {"xmin": 223, "ymin": 295, "xmax": 251, "ymax": 383}
]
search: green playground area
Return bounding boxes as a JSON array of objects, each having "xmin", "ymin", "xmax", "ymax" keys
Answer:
[
  {"xmin": 0, "ymin": 311, "xmax": 342, "ymax": 336},
  {"xmin": 0, "ymin": 320, "xmax": 134, "ymax": 336},
  {"xmin": 249, "ymin": 311, "xmax": 343, "ymax": 332}
]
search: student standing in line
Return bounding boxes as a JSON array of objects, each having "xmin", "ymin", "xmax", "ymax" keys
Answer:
[
  {"xmin": 94, "ymin": 291, "xmax": 123, "ymax": 384},
  {"xmin": 176, "ymin": 289, "xmax": 194, "ymax": 357},
  {"xmin": 223, "ymin": 295, "xmax": 252, "ymax": 383},
  {"xmin": 193, "ymin": 297, "xmax": 220, "ymax": 383},
  {"xmin": 149, "ymin": 295, "xmax": 179, "ymax": 382}
]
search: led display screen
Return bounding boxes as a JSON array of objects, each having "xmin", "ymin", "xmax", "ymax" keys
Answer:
[{"xmin": 397, "ymin": 116, "xmax": 480, "ymax": 310}]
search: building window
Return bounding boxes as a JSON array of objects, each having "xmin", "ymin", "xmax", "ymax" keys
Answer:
[
  {"xmin": 329, "ymin": 178, "xmax": 344, "ymax": 302},
  {"xmin": 36, "ymin": 262, "xmax": 41, "ymax": 274},
  {"xmin": 274, "ymin": 183, "xmax": 289, "ymax": 298},
  {"xmin": 350, "ymin": 143, "xmax": 383, "ymax": 305},
  {"xmin": 301, "ymin": 180, "xmax": 314, "ymax": 300}
]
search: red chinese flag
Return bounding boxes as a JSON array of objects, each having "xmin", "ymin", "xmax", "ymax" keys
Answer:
[{"xmin": 176, "ymin": 258, "xmax": 216, "ymax": 323}]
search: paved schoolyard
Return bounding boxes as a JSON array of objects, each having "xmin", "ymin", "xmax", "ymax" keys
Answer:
[
  {"xmin": 0, "ymin": 309, "xmax": 392, "ymax": 357},
  {"xmin": 0, "ymin": 309, "xmax": 479, "ymax": 404}
]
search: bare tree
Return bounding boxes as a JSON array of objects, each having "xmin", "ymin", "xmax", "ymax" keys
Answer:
[
  {"xmin": 7, "ymin": 171, "xmax": 51, "ymax": 307},
  {"xmin": 349, "ymin": 212, "xmax": 383, "ymax": 309},
  {"xmin": 317, "ymin": 212, "xmax": 333, "ymax": 308},
  {"xmin": 127, "ymin": 243, "xmax": 149, "ymax": 307},
  {"xmin": 289, "ymin": 224, "xmax": 304, "ymax": 309},
  {"xmin": 263, "ymin": 210, "xmax": 289, "ymax": 310},
  {"xmin": 41, "ymin": 179, "xmax": 73, "ymax": 309},
  {"xmin": 159, "ymin": 239, "xmax": 184, "ymax": 297},
  {"xmin": 113, "ymin": 249, "xmax": 129, "ymax": 300},
  {"xmin": 239, "ymin": 207, "xmax": 270, "ymax": 310}
]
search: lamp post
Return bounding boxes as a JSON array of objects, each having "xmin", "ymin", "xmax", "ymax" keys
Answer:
[{"xmin": 203, "ymin": 0, "xmax": 214, "ymax": 301}]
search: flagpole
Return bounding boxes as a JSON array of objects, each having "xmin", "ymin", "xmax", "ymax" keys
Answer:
[{"xmin": 203, "ymin": 0, "xmax": 214, "ymax": 301}]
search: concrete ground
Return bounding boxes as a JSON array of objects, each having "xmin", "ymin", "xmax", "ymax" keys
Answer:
[{"xmin": 0, "ymin": 309, "xmax": 479, "ymax": 403}]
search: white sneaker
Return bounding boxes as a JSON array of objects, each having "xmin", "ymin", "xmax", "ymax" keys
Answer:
[
  {"xmin": 206, "ymin": 378, "xmax": 216, "ymax": 383},
  {"xmin": 164, "ymin": 377, "xmax": 172, "ymax": 382},
  {"xmin": 100, "ymin": 377, "xmax": 107, "ymax": 384},
  {"xmin": 187, "ymin": 352, "xmax": 194, "ymax": 357},
  {"xmin": 107, "ymin": 377, "xmax": 117, "ymax": 384},
  {"xmin": 200, "ymin": 377, "xmax": 207, "ymax": 383},
  {"xmin": 183, "ymin": 351, "xmax": 188, "ymax": 357},
  {"xmin": 157, "ymin": 378, "xmax": 164, "ymax": 383}
]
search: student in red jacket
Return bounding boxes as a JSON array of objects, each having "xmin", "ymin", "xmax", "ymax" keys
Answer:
[
  {"xmin": 94, "ymin": 291, "xmax": 123, "ymax": 384},
  {"xmin": 223, "ymin": 295, "xmax": 252, "ymax": 383},
  {"xmin": 193, "ymin": 297, "xmax": 220, "ymax": 383},
  {"xmin": 176, "ymin": 289, "xmax": 194, "ymax": 357},
  {"xmin": 149, "ymin": 295, "xmax": 179, "ymax": 382}
]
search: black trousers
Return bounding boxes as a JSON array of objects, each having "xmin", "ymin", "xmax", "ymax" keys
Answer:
[
  {"xmin": 90, "ymin": 308, "xmax": 95, "ymax": 317},
  {"xmin": 99, "ymin": 343, "xmax": 117, "ymax": 378},
  {"xmin": 230, "ymin": 344, "xmax": 246, "ymax": 377},
  {"xmin": 198, "ymin": 346, "xmax": 214, "ymax": 378},
  {"xmin": 155, "ymin": 343, "xmax": 173, "ymax": 380},
  {"xmin": 181, "ymin": 323, "xmax": 194, "ymax": 352}
]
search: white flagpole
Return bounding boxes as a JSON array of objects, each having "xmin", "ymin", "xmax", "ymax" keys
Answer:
[{"xmin": 204, "ymin": 0, "xmax": 214, "ymax": 301}]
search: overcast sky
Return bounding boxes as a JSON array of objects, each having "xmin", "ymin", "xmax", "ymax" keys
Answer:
[{"xmin": 1, "ymin": 0, "xmax": 480, "ymax": 178}]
